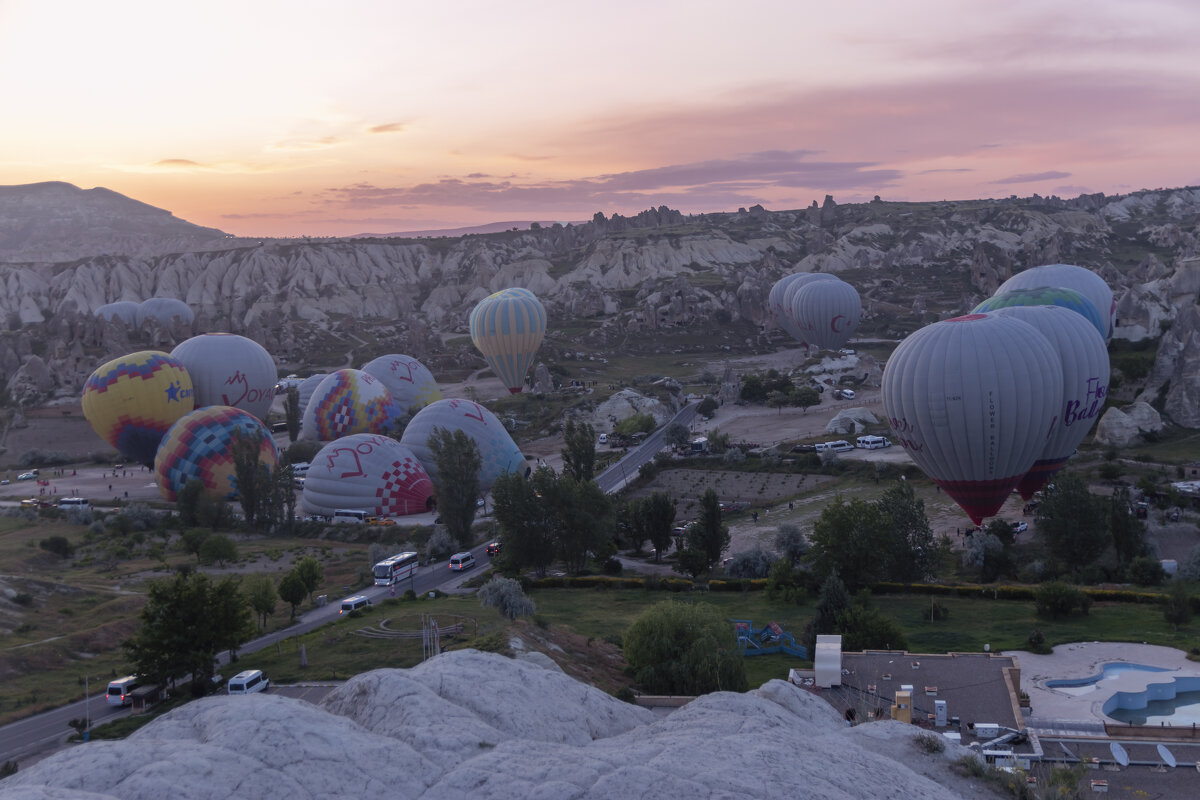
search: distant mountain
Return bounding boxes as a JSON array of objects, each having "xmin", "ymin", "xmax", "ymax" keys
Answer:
[
  {"xmin": 352, "ymin": 220, "xmax": 579, "ymax": 239},
  {"xmin": 0, "ymin": 181, "xmax": 232, "ymax": 263}
]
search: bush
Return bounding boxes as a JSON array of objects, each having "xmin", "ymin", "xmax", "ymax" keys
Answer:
[
  {"xmin": 12, "ymin": 592, "xmax": 33, "ymax": 607},
  {"xmin": 725, "ymin": 546, "xmax": 772, "ymax": 579},
  {"xmin": 1035, "ymin": 582, "xmax": 1085, "ymax": 619},
  {"xmin": 1128, "ymin": 556, "xmax": 1166, "ymax": 587},
  {"xmin": 18, "ymin": 449, "xmax": 70, "ymax": 467},
  {"xmin": 913, "ymin": 732, "xmax": 946, "ymax": 754},
  {"xmin": 922, "ymin": 601, "xmax": 950, "ymax": 621},
  {"xmin": 1026, "ymin": 628, "xmax": 1051, "ymax": 654},
  {"xmin": 602, "ymin": 557, "xmax": 623, "ymax": 575},
  {"xmin": 477, "ymin": 575, "xmax": 536, "ymax": 620},
  {"xmin": 623, "ymin": 600, "xmax": 748, "ymax": 695},
  {"xmin": 38, "ymin": 535, "xmax": 73, "ymax": 559},
  {"xmin": 425, "ymin": 527, "xmax": 454, "ymax": 560}
]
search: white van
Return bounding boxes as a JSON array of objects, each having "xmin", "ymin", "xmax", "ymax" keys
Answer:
[
  {"xmin": 58, "ymin": 497, "xmax": 90, "ymax": 509},
  {"xmin": 597, "ymin": 433, "xmax": 608, "ymax": 445},
  {"xmin": 106, "ymin": 675, "xmax": 140, "ymax": 707},
  {"xmin": 227, "ymin": 669, "xmax": 269, "ymax": 695},
  {"xmin": 339, "ymin": 595, "xmax": 371, "ymax": 614},
  {"xmin": 856, "ymin": 436, "xmax": 891, "ymax": 450},
  {"xmin": 332, "ymin": 509, "xmax": 366, "ymax": 524},
  {"xmin": 448, "ymin": 552, "xmax": 476, "ymax": 571},
  {"xmin": 817, "ymin": 440, "xmax": 853, "ymax": 453}
]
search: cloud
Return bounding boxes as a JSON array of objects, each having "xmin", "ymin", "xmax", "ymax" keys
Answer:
[
  {"xmin": 154, "ymin": 158, "xmax": 207, "ymax": 169},
  {"xmin": 919, "ymin": 168, "xmax": 974, "ymax": 174},
  {"xmin": 990, "ymin": 171, "xmax": 1072, "ymax": 185},
  {"xmin": 368, "ymin": 122, "xmax": 405, "ymax": 134},
  {"xmin": 321, "ymin": 149, "xmax": 902, "ymax": 213},
  {"xmin": 267, "ymin": 135, "xmax": 342, "ymax": 152}
]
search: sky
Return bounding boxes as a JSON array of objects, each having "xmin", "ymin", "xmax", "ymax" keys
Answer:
[{"xmin": 3, "ymin": 0, "xmax": 1199, "ymax": 238}]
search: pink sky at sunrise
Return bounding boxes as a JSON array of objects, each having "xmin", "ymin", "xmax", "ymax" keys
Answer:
[{"xmin": 2, "ymin": 0, "xmax": 1198, "ymax": 238}]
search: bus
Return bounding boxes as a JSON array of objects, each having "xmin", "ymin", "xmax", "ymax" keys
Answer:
[{"xmin": 373, "ymin": 551, "xmax": 419, "ymax": 586}]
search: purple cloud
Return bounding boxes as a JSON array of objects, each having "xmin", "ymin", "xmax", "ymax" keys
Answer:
[{"xmin": 991, "ymin": 171, "xmax": 1072, "ymax": 185}]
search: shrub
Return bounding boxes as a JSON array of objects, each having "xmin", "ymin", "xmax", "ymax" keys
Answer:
[
  {"xmin": 478, "ymin": 575, "xmax": 536, "ymax": 620},
  {"xmin": 913, "ymin": 732, "xmax": 946, "ymax": 754},
  {"xmin": 602, "ymin": 557, "xmax": 623, "ymax": 575},
  {"xmin": 725, "ymin": 546, "xmax": 772, "ymax": 579},
  {"xmin": 12, "ymin": 592, "xmax": 34, "ymax": 607},
  {"xmin": 1128, "ymin": 555, "xmax": 1166, "ymax": 587},
  {"xmin": 623, "ymin": 599, "xmax": 748, "ymax": 695},
  {"xmin": 425, "ymin": 527, "xmax": 454, "ymax": 560},
  {"xmin": 922, "ymin": 601, "xmax": 950, "ymax": 622},
  {"xmin": 1026, "ymin": 628, "xmax": 1051, "ymax": 654},
  {"xmin": 38, "ymin": 536, "xmax": 73, "ymax": 559},
  {"xmin": 1035, "ymin": 582, "xmax": 1085, "ymax": 619}
]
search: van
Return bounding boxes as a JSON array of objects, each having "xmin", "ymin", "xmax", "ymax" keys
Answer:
[
  {"xmin": 855, "ymin": 436, "xmax": 891, "ymax": 450},
  {"xmin": 332, "ymin": 509, "xmax": 366, "ymax": 524},
  {"xmin": 106, "ymin": 675, "xmax": 140, "ymax": 706},
  {"xmin": 227, "ymin": 669, "xmax": 269, "ymax": 695},
  {"xmin": 818, "ymin": 440, "xmax": 853, "ymax": 453},
  {"xmin": 448, "ymin": 552, "xmax": 476, "ymax": 571},
  {"xmin": 58, "ymin": 497, "xmax": 90, "ymax": 509},
  {"xmin": 339, "ymin": 595, "xmax": 371, "ymax": 614},
  {"xmin": 597, "ymin": 433, "xmax": 608, "ymax": 445}
]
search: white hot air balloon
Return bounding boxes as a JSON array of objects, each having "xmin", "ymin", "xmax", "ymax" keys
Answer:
[
  {"xmin": 789, "ymin": 277, "xmax": 862, "ymax": 351},
  {"xmin": 990, "ymin": 304, "xmax": 1110, "ymax": 498},
  {"xmin": 771, "ymin": 273, "xmax": 837, "ymax": 345},
  {"xmin": 137, "ymin": 297, "xmax": 195, "ymax": 327},
  {"xmin": 94, "ymin": 301, "xmax": 140, "ymax": 325},
  {"xmin": 995, "ymin": 263, "xmax": 1114, "ymax": 340},
  {"xmin": 361, "ymin": 354, "xmax": 442, "ymax": 413},
  {"xmin": 301, "ymin": 433, "xmax": 433, "ymax": 517},
  {"xmin": 400, "ymin": 398, "xmax": 528, "ymax": 492},
  {"xmin": 171, "ymin": 333, "xmax": 278, "ymax": 421},
  {"xmin": 881, "ymin": 313, "xmax": 1064, "ymax": 524}
]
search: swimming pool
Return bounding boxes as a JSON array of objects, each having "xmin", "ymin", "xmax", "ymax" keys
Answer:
[
  {"xmin": 1045, "ymin": 662, "xmax": 1171, "ymax": 689},
  {"xmin": 1104, "ymin": 676, "xmax": 1200, "ymax": 726}
]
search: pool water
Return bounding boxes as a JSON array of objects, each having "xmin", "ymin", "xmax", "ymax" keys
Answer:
[
  {"xmin": 1106, "ymin": 689, "xmax": 1200, "ymax": 726},
  {"xmin": 1045, "ymin": 662, "xmax": 1171, "ymax": 694}
]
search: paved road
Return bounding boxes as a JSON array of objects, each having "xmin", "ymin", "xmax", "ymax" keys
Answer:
[
  {"xmin": 596, "ymin": 403, "xmax": 698, "ymax": 494},
  {"xmin": 0, "ymin": 540, "xmax": 494, "ymax": 767}
]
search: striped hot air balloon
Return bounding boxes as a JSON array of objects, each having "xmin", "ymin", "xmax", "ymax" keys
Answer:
[
  {"xmin": 469, "ymin": 288, "xmax": 546, "ymax": 393},
  {"xmin": 82, "ymin": 351, "xmax": 195, "ymax": 467}
]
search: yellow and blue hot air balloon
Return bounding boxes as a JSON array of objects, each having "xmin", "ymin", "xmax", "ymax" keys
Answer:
[
  {"xmin": 469, "ymin": 288, "xmax": 546, "ymax": 394},
  {"xmin": 82, "ymin": 350, "xmax": 195, "ymax": 467},
  {"xmin": 154, "ymin": 406, "xmax": 279, "ymax": 502}
]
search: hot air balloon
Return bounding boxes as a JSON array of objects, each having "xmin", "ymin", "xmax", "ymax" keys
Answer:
[
  {"xmin": 789, "ymin": 277, "xmax": 862, "ymax": 351},
  {"xmin": 400, "ymin": 398, "xmax": 528, "ymax": 491},
  {"xmin": 881, "ymin": 313, "xmax": 1064, "ymax": 524},
  {"xmin": 82, "ymin": 351, "xmax": 196, "ymax": 468},
  {"xmin": 469, "ymin": 288, "xmax": 547, "ymax": 393},
  {"xmin": 296, "ymin": 373, "xmax": 327, "ymax": 418},
  {"xmin": 137, "ymin": 297, "xmax": 194, "ymax": 328},
  {"xmin": 361, "ymin": 355, "xmax": 442, "ymax": 412},
  {"xmin": 94, "ymin": 301, "xmax": 140, "ymax": 325},
  {"xmin": 171, "ymin": 333, "xmax": 277, "ymax": 421},
  {"xmin": 995, "ymin": 263, "xmax": 1114, "ymax": 340},
  {"xmin": 770, "ymin": 273, "xmax": 837, "ymax": 345},
  {"xmin": 300, "ymin": 369, "xmax": 404, "ymax": 442},
  {"xmin": 990, "ymin": 304, "xmax": 1110, "ymax": 498},
  {"xmin": 300, "ymin": 434, "xmax": 433, "ymax": 517},
  {"xmin": 154, "ymin": 406, "xmax": 279, "ymax": 502},
  {"xmin": 973, "ymin": 286, "xmax": 1105, "ymax": 340}
]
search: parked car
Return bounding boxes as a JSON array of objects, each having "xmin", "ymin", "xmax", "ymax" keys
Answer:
[
  {"xmin": 17, "ymin": 472, "xmax": 36, "ymax": 481},
  {"xmin": 1011, "ymin": 521, "xmax": 1029, "ymax": 534},
  {"xmin": 839, "ymin": 389, "xmax": 856, "ymax": 400},
  {"xmin": 0, "ymin": 479, "xmax": 8, "ymax": 485}
]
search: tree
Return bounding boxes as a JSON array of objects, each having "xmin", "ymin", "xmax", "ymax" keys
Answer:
[
  {"xmin": 1035, "ymin": 582, "xmax": 1085, "ymax": 619},
  {"xmin": 285, "ymin": 385, "xmax": 301, "ymax": 442},
  {"xmin": 277, "ymin": 570, "xmax": 307, "ymax": 619},
  {"xmin": 176, "ymin": 479, "xmax": 207, "ymax": 527},
  {"xmin": 427, "ymin": 427, "xmax": 481, "ymax": 549},
  {"xmin": 123, "ymin": 573, "xmax": 253, "ymax": 688},
  {"xmin": 294, "ymin": 555, "xmax": 324, "ymax": 603},
  {"xmin": 560, "ymin": 419, "xmax": 597, "ymax": 482},
  {"xmin": 663, "ymin": 421, "xmax": 690, "ymax": 449},
  {"xmin": 230, "ymin": 428, "xmax": 269, "ymax": 527},
  {"xmin": 478, "ymin": 576, "xmax": 536, "ymax": 620},
  {"xmin": 180, "ymin": 528, "xmax": 212, "ymax": 560},
  {"xmin": 963, "ymin": 531, "xmax": 1014, "ymax": 583},
  {"xmin": 706, "ymin": 427, "xmax": 730, "ymax": 455},
  {"xmin": 38, "ymin": 535, "xmax": 73, "ymax": 559},
  {"xmin": 1128, "ymin": 556, "xmax": 1165, "ymax": 586},
  {"xmin": 801, "ymin": 572, "xmax": 852, "ymax": 655},
  {"xmin": 549, "ymin": 475, "xmax": 615, "ymax": 574},
  {"xmin": 837, "ymin": 591, "xmax": 908, "ymax": 652},
  {"xmin": 198, "ymin": 534, "xmax": 237, "ymax": 567},
  {"xmin": 725, "ymin": 546, "xmax": 771, "ymax": 579},
  {"xmin": 642, "ymin": 491, "xmax": 676, "ymax": 562},
  {"xmin": 623, "ymin": 600, "xmax": 748, "ymax": 695},
  {"xmin": 1179, "ymin": 544, "xmax": 1200, "ymax": 582},
  {"xmin": 491, "ymin": 468, "xmax": 557, "ymax": 577},
  {"xmin": 244, "ymin": 573, "xmax": 277, "ymax": 631},
  {"xmin": 1036, "ymin": 474, "xmax": 1109, "ymax": 569},
  {"xmin": 875, "ymin": 481, "xmax": 935, "ymax": 582},
  {"xmin": 807, "ymin": 496, "xmax": 890, "ymax": 591},
  {"xmin": 614, "ymin": 413, "xmax": 655, "ymax": 436},
  {"xmin": 688, "ymin": 489, "xmax": 730, "ymax": 574},
  {"xmin": 767, "ymin": 390, "xmax": 791, "ymax": 414},
  {"xmin": 793, "ymin": 386, "xmax": 821, "ymax": 414},
  {"xmin": 1109, "ymin": 486, "xmax": 1147, "ymax": 568},
  {"xmin": 773, "ymin": 523, "xmax": 808, "ymax": 566},
  {"xmin": 1163, "ymin": 581, "xmax": 1193, "ymax": 631},
  {"xmin": 696, "ymin": 397, "xmax": 718, "ymax": 419}
]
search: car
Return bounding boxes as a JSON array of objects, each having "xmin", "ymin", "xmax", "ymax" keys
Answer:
[
  {"xmin": 0, "ymin": 479, "xmax": 8, "ymax": 485},
  {"xmin": 839, "ymin": 389, "xmax": 856, "ymax": 400},
  {"xmin": 339, "ymin": 595, "xmax": 371, "ymax": 614},
  {"xmin": 226, "ymin": 669, "xmax": 270, "ymax": 695},
  {"xmin": 791, "ymin": 444, "xmax": 816, "ymax": 453},
  {"xmin": 839, "ymin": 348, "xmax": 857, "ymax": 355},
  {"xmin": 448, "ymin": 552, "xmax": 476, "ymax": 571},
  {"xmin": 20, "ymin": 498, "xmax": 38, "ymax": 508},
  {"xmin": 366, "ymin": 516, "xmax": 396, "ymax": 526},
  {"xmin": 486, "ymin": 541, "xmax": 502, "ymax": 556},
  {"xmin": 17, "ymin": 472, "xmax": 36, "ymax": 481},
  {"xmin": 1011, "ymin": 521, "xmax": 1029, "ymax": 534}
]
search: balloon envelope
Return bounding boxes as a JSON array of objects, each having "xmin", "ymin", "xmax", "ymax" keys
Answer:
[
  {"xmin": 789, "ymin": 277, "xmax": 862, "ymax": 350},
  {"xmin": 881, "ymin": 313, "xmax": 1064, "ymax": 524},
  {"xmin": 771, "ymin": 273, "xmax": 837, "ymax": 345},
  {"xmin": 990, "ymin": 305, "xmax": 1111, "ymax": 498},
  {"xmin": 300, "ymin": 369, "xmax": 403, "ymax": 442},
  {"xmin": 469, "ymin": 288, "xmax": 547, "ymax": 393},
  {"xmin": 136, "ymin": 297, "xmax": 194, "ymax": 327},
  {"xmin": 82, "ymin": 351, "xmax": 196, "ymax": 467},
  {"xmin": 301, "ymin": 434, "xmax": 433, "ymax": 517},
  {"xmin": 995, "ymin": 263, "xmax": 1114, "ymax": 340},
  {"xmin": 95, "ymin": 301, "xmax": 140, "ymax": 325},
  {"xmin": 154, "ymin": 406, "xmax": 278, "ymax": 502},
  {"xmin": 170, "ymin": 333, "xmax": 277, "ymax": 421},
  {"xmin": 400, "ymin": 398, "xmax": 528, "ymax": 492},
  {"xmin": 296, "ymin": 373, "xmax": 327, "ymax": 418},
  {"xmin": 973, "ymin": 286, "xmax": 1105, "ymax": 340},
  {"xmin": 361, "ymin": 354, "xmax": 442, "ymax": 412}
]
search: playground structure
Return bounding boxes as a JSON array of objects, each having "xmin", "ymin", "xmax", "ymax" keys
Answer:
[{"xmin": 732, "ymin": 619, "xmax": 807, "ymax": 659}]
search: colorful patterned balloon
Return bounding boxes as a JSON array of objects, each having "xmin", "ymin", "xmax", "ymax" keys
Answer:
[
  {"xmin": 300, "ymin": 369, "xmax": 404, "ymax": 442},
  {"xmin": 82, "ymin": 350, "xmax": 195, "ymax": 467},
  {"xmin": 469, "ymin": 288, "xmax": 547, "ymax": 393},
  {"xmin": 995, "ymin": 263, "xmax": 1114, "ymax": 340},
  {"xmin": 973, "ymin": 286, "xmax": 1104, "ymax": 340},
  {"xmin": 301, "ymin": 434, "xmax": 433, "ymax": 517},
  {"xmin": 154, "ymin": 406, "xmax": 279, "ymax": 502}
]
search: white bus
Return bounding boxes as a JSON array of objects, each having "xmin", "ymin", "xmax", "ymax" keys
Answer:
[
  {"xmin": 332, "ymin": 509, "xmax": 367, "ymax": 524},
  {"xmin": 373, "ymin": 551, "xmax": 419, "ymax": 586}
]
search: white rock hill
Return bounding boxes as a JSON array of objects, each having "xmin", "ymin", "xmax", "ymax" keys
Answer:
[{"xmin": 4, "ymin": 650, "xmax": 981, "ymax": 800}]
